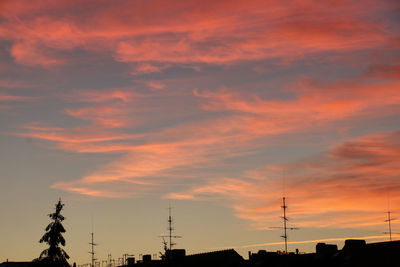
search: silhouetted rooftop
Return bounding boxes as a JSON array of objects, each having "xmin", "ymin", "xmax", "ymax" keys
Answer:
[
  {"xmin": 184, "ymin": 249, "xmax": 244, "ymax": 267},
  {"xmin": 0, "ymin": 262, "xmax": 36, "ymax": 267}
]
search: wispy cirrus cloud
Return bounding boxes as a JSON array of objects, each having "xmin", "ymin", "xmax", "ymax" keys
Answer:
[
  {"xmin": 10, "ymin": 40, "xmax": 66, "ymax": 67},
  {"xmin": 2, "ymin": 1, "xmax": 400, "ymax": 262},
  {"xmin": 0, "ymin": 79, "xmax": 33, "ymax": 89},
  {"xmin": 168, "ymin": 130, "xmax": 400, "ymax": 229},
  {"xmin": 194, "ymin": 78, "xmax": 400, "ymax": 136},
  {"xmin": 4, "ymin": 0, "xmax": 400, "ymax": 232},
  {"xmin": 146, "ymin": 81, "xmax": 166, "ymax": 91},
  {"xmin": 64, "ymin": 89, "xmax": 139, "ymax": 103},
  {"xmin": 366, "ymin": 64, "xmax": 400, "ymax": 79},
  {"xmin": 0, "ymin": 0, "xmax": 397, "ymax": 68},
  {"xmin": 0, "ymin": 79, "xmax": 37, "ymax": 104},
  {"xmin": 0, "ymin": 93, "xmax": 36, "ymax": 102},
  {"xmin": 14, "ymin": 74, "xmax": 400, "ymax": 209},
  {"xmin": 131, "ymin": 63, "xmax": 166, "ymax": 75},
  {"xmin": 60, "ymin": 89, "xmax": 158, "ymax": 129}
]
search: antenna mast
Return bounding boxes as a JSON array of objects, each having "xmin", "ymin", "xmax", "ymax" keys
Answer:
[
  {"xmin": 387, "ymin": 211, "xmax": 393, "ymax": 241},
  {"xmin": 270, "ymin": 197, "xmax": 299, "ymax": 254},
  {"xmin": 89, "ymin": 232, "xmax": 97, "ymax": 267},
  {"xmin": 160, "ymin": 205, "xmax": 182, "ymax": 254},
  {"xmin": 168, "ymin": 206, "xmax": 173, "ymax": 251},
  {"xmin": 384, "ymin": 210, "xmax": 397, "ymax": 241},
  {"xmin": 167, "ymin": 205, "xmax": 182, "ymax": 250},
  {"xmin": 282, "ymin": 197, "xmax": 289, "ymax": 253},
  {"xmin": 383, "ymin": 194, "xmax": 397, "ymax": 241}
]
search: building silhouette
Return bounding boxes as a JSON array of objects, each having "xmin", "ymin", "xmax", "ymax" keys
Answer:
[
  {"xmin": 114, "ymin": 239, "xmax": 400, "ymax": 267},
  {"xmin": 2, "ymin": 239, "xmax": 399, "ymax": 267}
]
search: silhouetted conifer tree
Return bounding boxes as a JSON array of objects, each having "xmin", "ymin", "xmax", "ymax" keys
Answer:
[
  {"xmin": 159, "ymin": 237, "xmax": 168, "ymax": 261},
  {"xmin": 38, "ymin": 198, "xmax": 70, "ymax": 267}
]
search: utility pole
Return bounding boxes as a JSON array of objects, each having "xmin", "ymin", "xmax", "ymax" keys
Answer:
[{"xmin": 270, "ymin": 197, "xmax": 299, "ymax": 253}]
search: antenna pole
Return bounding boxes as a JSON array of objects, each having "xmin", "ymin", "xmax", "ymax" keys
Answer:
[
  {"xmin": 384, "ymin": 194, "xmax": 396, "ymax": 242},
  {"xmin": 159, "ymin": 204, "xmax": 182, "ymax": 255},
  {"xmin": 282, "ymin": 197, "xmax": 288, "ymax": 253},
  {"xmin": 270, "ymin": 197, "xmax": 299, "ymax": 254},
  {"xmin": 89, "ymin": 232, "xmax": 97, "ymax": 267},
  {"xmin": 386, "ymin": 210, "xmax": 393, "ymax": 241},
  {"xmin": 168, "ymin": 206, "xmax": 173, "ymax": 251}
]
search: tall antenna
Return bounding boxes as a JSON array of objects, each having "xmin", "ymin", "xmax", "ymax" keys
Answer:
[
  {"xmin": 89, "ymin": 232, "xmax": 97, "ymax": 266},
  {"xmin": 383, "ymin": 192, "xmax": 397, "ymax": 241},
  {"xmin": 160, "ymin": 204, "xmax": 182, "ymax": 253},
  {"xmin": 385, "ymin": 210, "xmax": 394, "ymax": 241},
  {"xmin": 383, "ymin": 209, "xmax": 397, "ymax": 241},
  {"xmin": 89, "ymin": 215, "xmax": 97, "ymax": 267},
  {"xmin": 270, "ymin": 197, "xmax": 299, "ymax": 253},
  {"xmin": 167, "ymin": 205, "xmax": 182, "ymax": 250},
  {"xmin": 168, "ymin": 206, "xmax": 173, "ymax": 250}
]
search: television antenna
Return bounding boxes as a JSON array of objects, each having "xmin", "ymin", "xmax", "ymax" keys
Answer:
[
  {"xmin": 159, "ymin": 205, "xmax": 182, "ymax": 252},
  {"xmin": 383, "ymin": 210, "xmax": 397, "ymax": 241},
  {"xmin": 270, "ymin": 197, "xmax": 299, "ymax": 253},
  {"xmin": 89, "ymin": 232, "xmax": 98, "ymax": 267}
]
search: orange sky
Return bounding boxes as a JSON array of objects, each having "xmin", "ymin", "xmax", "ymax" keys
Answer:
[{"xmin": 0, "ymin": 0, "xmax": 399, "ymax": 264}]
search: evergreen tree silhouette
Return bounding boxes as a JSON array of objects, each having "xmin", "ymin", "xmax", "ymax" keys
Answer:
[{"xmin": 38, "ymin": 198, "xmax": 70, "ymax": 267}]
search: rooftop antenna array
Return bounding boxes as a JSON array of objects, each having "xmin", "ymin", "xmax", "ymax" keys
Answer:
[
  {"xmin": 160, "ymin": 204, "xmax": 182, "ymax": 252},
  {"xmin": 89, "ymin": 217, "xmax": 97, "ymax": 267},
  {"xmin": 270, "ymin": 197, "xmax": 299, "ymax": 254}
]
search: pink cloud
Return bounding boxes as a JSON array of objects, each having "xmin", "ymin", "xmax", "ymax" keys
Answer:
[
  {"xmin": 57, "ymin": 89, "xmax": 157, "ymax": 129},
  {"xmin": 10, "ymin": 41, "xmax": 66, "ymax": 67},
  {"xmin": 50, "ymin": 142, "xmax": 216, "ymax": 197},
  {"xmin": 366, "ymin": 64, "xmax": 400, "ymax": 79},
  {"xmin": 64, "ymin": 105, "xmax": 130, "ymax": 128},
  {"xmin": 51, "ymin": 183, "xmax": 133, "ymax": 198},
  {"xmin": 14, "ymin": 124, "xmax": 139, "ymax": 153},
  {"xmin": 0, "ymin": 79, "xmax": 33, "ymax": 89},
  {"xmin": 194, "ymin": 78, "xmax": 400, "ymax": 136},
  {"xmin": 146, "ymin": 81, "xmax": 166, "ymax": 90},
  {"xmin": 65, "ymin": 89, "xmax": 139, "ymax": 103},
  {"xmin": 0, "ymin": 92, "xmax": 36, "ymax": 102},
  {"xmin": 1, "ymin": 2, "xmax": 399, "ymax": 247},
  {"xmin": 14, "ymin": 74, "xmax": 400, "ymax": 203},
  {"xmin": 0, "ymin": 0, "xmax": 397, "ymax": 67},
  {"xmin": 168, "ymin": 131, "xmax": 400, "ymax": 229},
  {"xmin": 131, "ymin": 63, "xmax": 164, "ymax": 75}
]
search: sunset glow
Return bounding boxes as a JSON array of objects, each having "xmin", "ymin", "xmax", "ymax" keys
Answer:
[{"xmin": 0, "ymin": 0, "xmax": 399, "ymax": 264}]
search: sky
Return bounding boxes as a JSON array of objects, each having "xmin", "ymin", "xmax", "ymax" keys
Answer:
[{"xmin": 0, "ymin": 0, "xmax": 400, "ymax": 264}]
